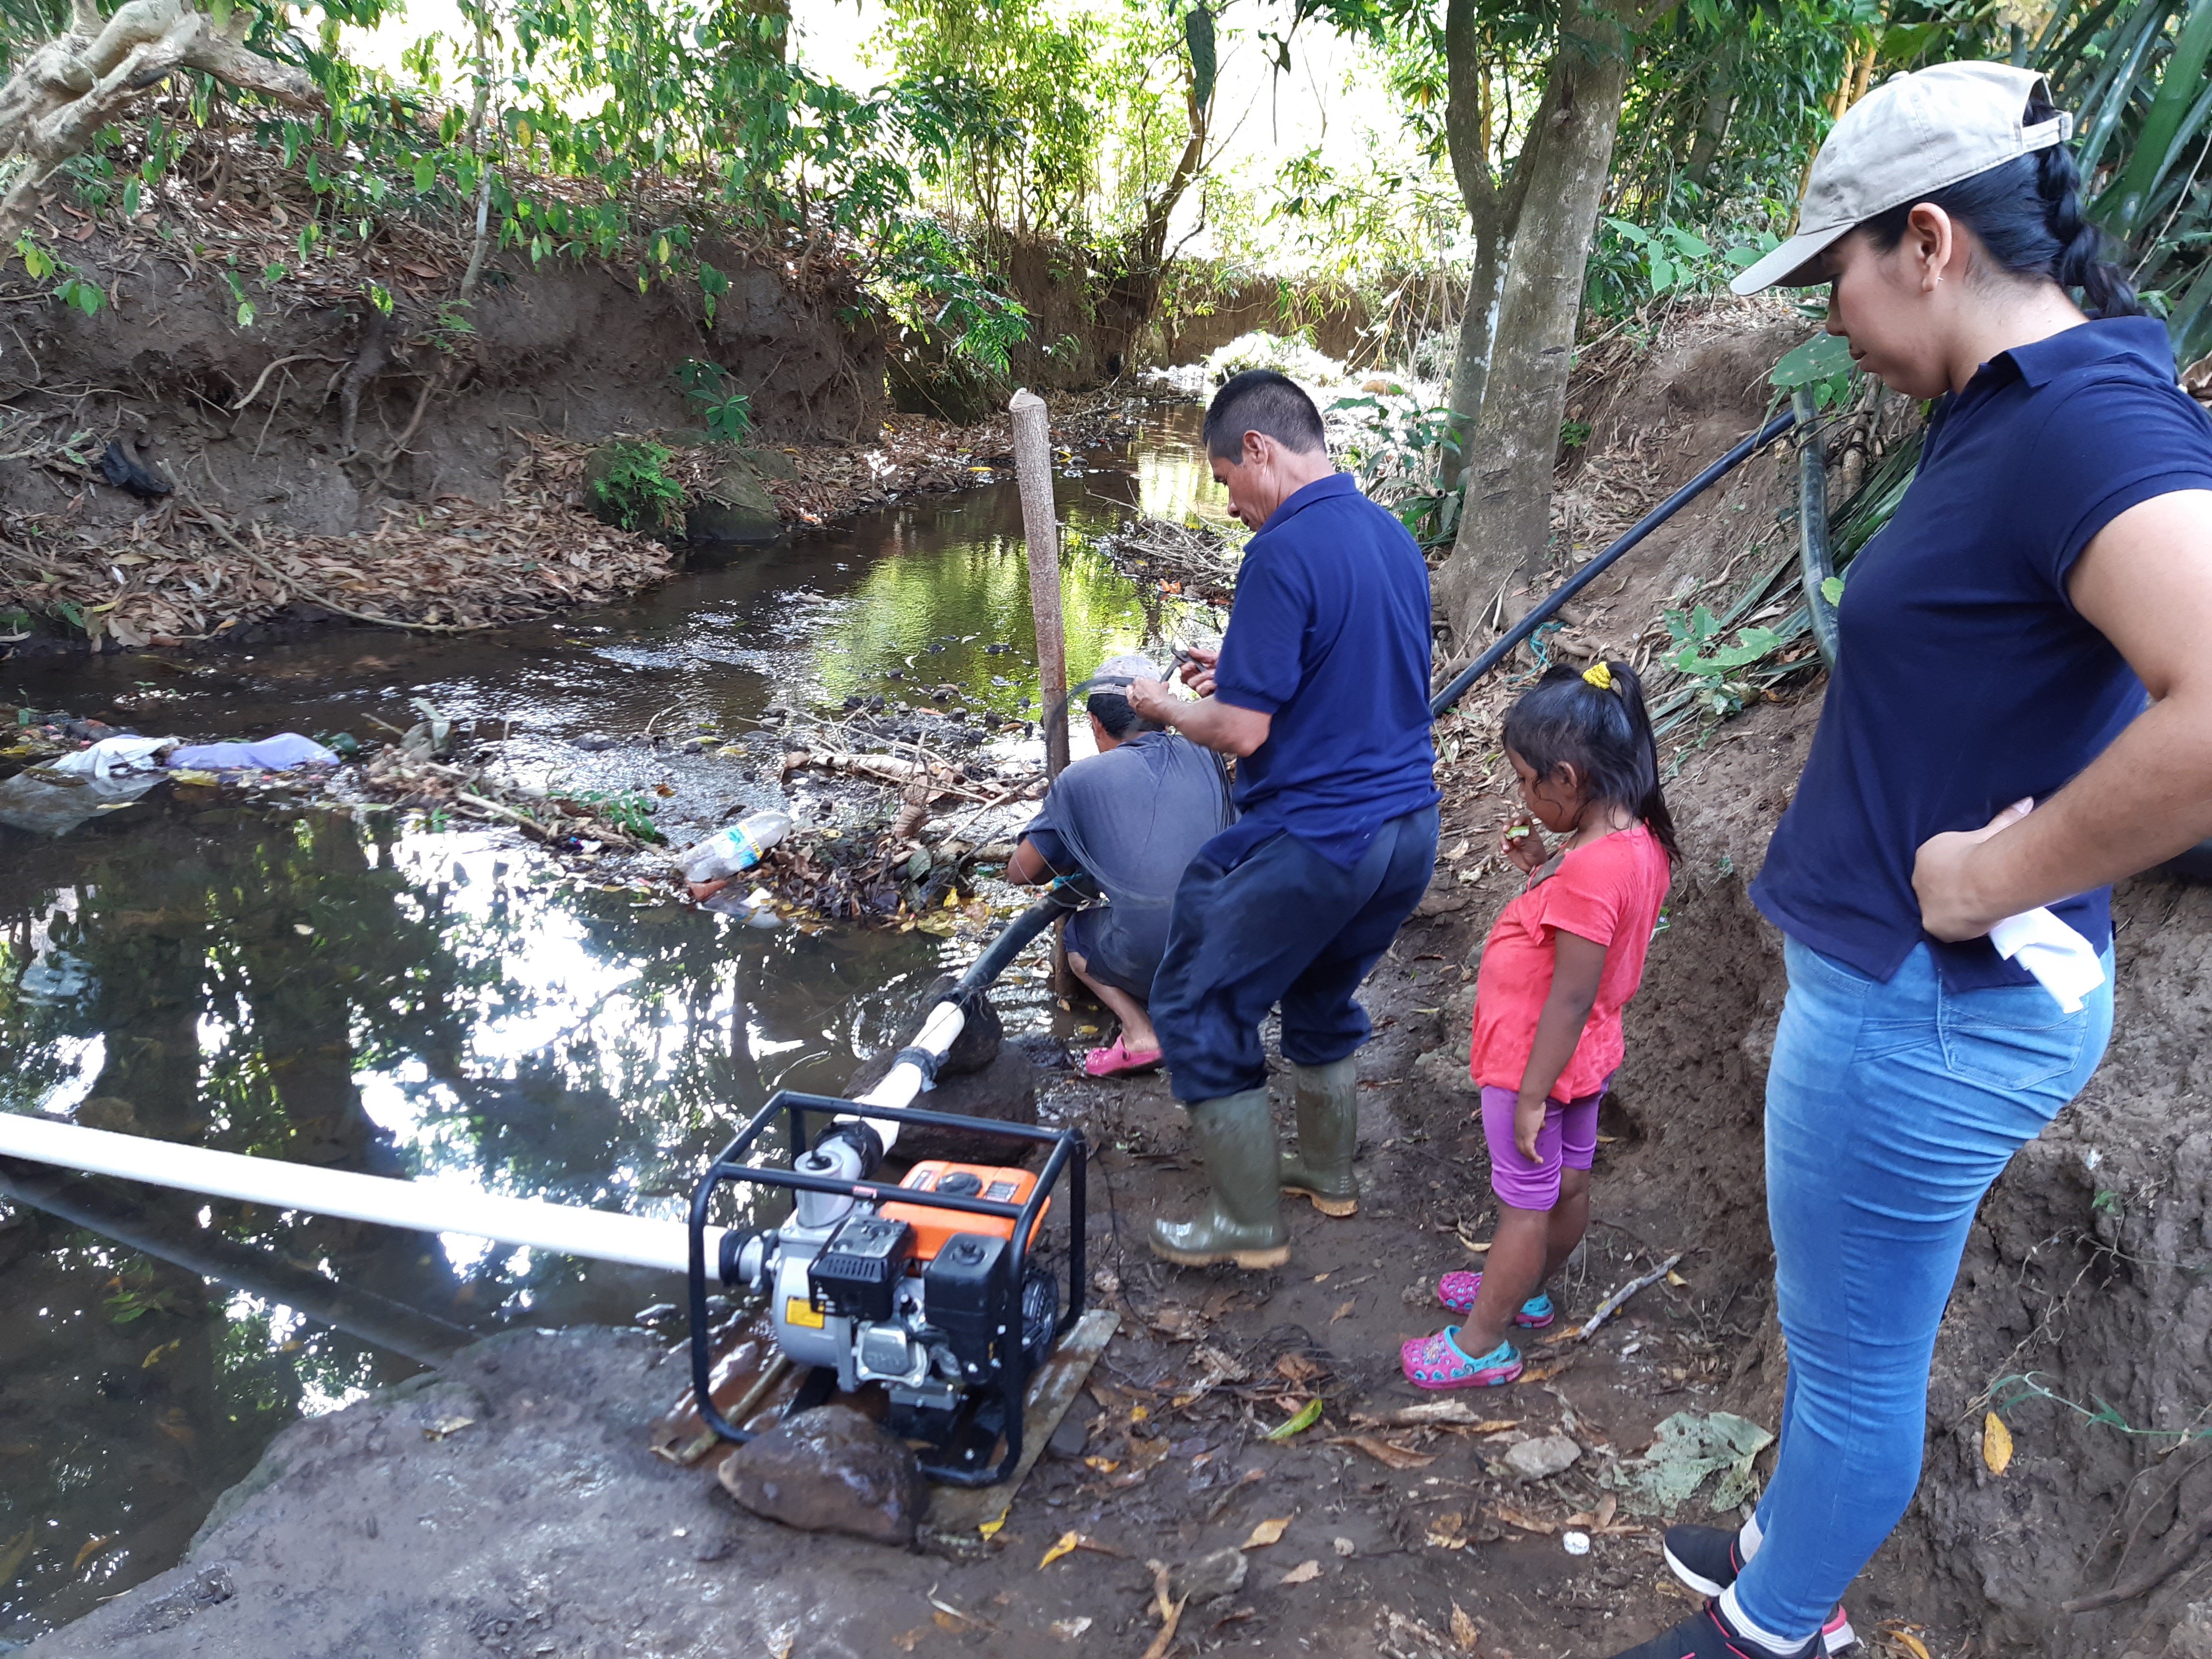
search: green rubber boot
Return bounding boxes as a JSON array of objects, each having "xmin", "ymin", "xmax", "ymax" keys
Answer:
[
  {"xmin": 1148, "ymin": 1087, "xmax": 1290, "ymax": 1269},
  {"xmin": 1280, "ymin": 1056, "xmax": 1360, "ymax": 1217}
]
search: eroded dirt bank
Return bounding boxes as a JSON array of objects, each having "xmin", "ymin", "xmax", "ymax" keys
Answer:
[{"xmin": 27, "ymin": 307, "xmax": 2212, "ymax": 1659}]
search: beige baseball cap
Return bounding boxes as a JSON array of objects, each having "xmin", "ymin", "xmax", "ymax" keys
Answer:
[{"xmin": 1729, "ymin": 60, "xmax": 2074, "ymax": 295}]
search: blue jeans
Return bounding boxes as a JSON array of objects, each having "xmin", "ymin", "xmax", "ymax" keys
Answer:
[
  {"xmin": 1734, "ymin": 937, "xmax": 2113, "ymax": 1639},
  {"xmin": 1150, "ymin": 807, "xmax": 1439, "ymax": 1103}
]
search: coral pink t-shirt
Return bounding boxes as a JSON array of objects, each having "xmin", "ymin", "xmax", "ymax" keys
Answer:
[{"xmin": 1469, "ymin": 822, "xmax": 1672, "ymax": 1100}]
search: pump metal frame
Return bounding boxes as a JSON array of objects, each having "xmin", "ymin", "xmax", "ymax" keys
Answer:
[{"xmin": 685, "ymin": 1089, "xmax": 1087, "ymax": 1486}]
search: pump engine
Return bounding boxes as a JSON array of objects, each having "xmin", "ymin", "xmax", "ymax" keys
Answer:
[{"xmin": 688, "ymin": 1095, "xmax": 1086, "ymax": 1484}]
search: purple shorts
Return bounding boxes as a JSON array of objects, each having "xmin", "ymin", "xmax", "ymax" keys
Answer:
[{"xmin": 1480, "ymin": 1079, "xmax": 1610, "ymax": 1211}]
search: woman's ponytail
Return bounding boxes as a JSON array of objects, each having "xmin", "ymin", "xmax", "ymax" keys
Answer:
[{"xmin": 2031, "ymin": 96, "xmax": 2143, "ymax": 319}]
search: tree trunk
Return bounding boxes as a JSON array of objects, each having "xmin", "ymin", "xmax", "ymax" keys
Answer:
[
  {"xmin": 1436, "ymin": 11, "xmax": 1637, "ymax": 648},
  {"xmin": 1439, "ymin": 216, "xmax": 1502, "ymax": 496},
  {"xmin": 1684, "ymin": 55, "xmax": 1736, "ymax": 187},
  {"xmin": 0, "ymin": 0, "xmax": 318, "ymax": 244}
]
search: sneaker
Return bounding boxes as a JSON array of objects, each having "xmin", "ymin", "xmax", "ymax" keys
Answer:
[
  {"xmin": 1436, "ymin": 1269, "xmax": 1554, "ymax": 1326},
  {"xmin": 1663, "ymin": 1524, "xmax": 1748, "ymax": 1598},
  {"xmin": 1607, "ymin": 1603, "xmax": 1818, "ymax": 1659},
  {"xmin": 1619, "ymin": 1601, "xmax": 1858, "ymax": 1659}
]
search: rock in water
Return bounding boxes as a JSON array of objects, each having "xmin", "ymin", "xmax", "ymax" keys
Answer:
[
  {"xmin": 718, "ymin": 1405, "xmax": 925, "ymax": 1546},
  {"xmin": 1504, "ymin": 1435, "xmax": 1582, "ymax": 1481}
]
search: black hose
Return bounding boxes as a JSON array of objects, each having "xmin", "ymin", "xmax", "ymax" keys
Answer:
[
  {"xmin": 1793, "ymin": 389, "xmax": 1841, "ymax": 669},
  {"xmin": 1427, "ymin": 409, "xmax": 1800, "ymax": 721},
  {"xmin": 950, "ymin": 873, "xmax": 1100, "ymax": 1001}
]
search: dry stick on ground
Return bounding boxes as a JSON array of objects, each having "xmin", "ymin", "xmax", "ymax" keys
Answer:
[
  {"xmin": 2064, "ymin": 1502, "xmax": 2212, "ymax": 1613},
  {"xmin": 163, "ymin": 469, "xmax": 492, "ymax": 635}
]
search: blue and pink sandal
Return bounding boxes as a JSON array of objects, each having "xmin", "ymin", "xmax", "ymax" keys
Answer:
[
  {"xmin": 1436, "ymin": 1270, "xmax": 1554, "ymax": 1327},
  {"xmin": 1400, "ymin": 1327, "xmax": 1523, "ymax": 1390}
]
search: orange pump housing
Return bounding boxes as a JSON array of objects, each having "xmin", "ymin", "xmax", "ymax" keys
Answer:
[{"xmin": 880, "ymin": 1160, "xmax": 1047, "ymax": 1259}]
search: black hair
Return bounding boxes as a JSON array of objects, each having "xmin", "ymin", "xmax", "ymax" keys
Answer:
[
  {"xmin": 1861, "ymin": 90, "xmax": 2142, "ymax": 319},
  {"xmin": 1502, "ymin": 661, "xmax": 1679, "ymax": 863},
  {"xmin": 1086, "ymin": 687, "xmax": 1154, "ymax": 740},
  {"xmin": 1203, "ymin": 369, "xmax": 1327, "ymax": 461}
]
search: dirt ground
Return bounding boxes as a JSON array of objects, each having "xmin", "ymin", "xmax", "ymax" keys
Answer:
[{"xmin": 27, "ymin": 307, "xmax": 2212, "ymax": 1659}]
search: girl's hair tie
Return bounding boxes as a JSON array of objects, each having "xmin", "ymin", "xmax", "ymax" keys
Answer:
[{"xmin": 1582, "ymin": 661, "xmax": 1614, "ymax": 691}]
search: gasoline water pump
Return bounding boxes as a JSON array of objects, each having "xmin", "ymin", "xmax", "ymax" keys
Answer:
[{"xmin": 685, "ymin": 1090, "xmax": 1086, "ymax": 1486}]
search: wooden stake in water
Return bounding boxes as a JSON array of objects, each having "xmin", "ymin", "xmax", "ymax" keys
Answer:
[{"xmin": 1010, "ymin": 388, "xmax": 1069, "ymax": 781}]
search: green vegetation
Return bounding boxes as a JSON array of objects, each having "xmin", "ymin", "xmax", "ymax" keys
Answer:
[{"xmin": 588, "ymin": 440, "xmax": 685, "ymax": 532}]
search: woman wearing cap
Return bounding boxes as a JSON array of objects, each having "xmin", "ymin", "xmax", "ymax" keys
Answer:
[{"xmin": 1610, "ymin": 61, "xmax": 2212, "ymax": 1659}]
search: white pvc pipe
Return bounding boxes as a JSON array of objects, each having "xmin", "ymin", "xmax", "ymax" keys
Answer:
[
  {"xmin": 0, "ymin": 1000, "xmax": 969, "ymax": 1274},
  {"xmin": 0, "ymin": 1114, "xmax": 719, "ymax": 1276},
  {"xmin": 842, "ymin": 998, "xmax": 966, "ymax": 1152}
]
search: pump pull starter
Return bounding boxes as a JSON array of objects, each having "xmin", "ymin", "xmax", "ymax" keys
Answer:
[{"xmin": 686, "ymin": 1089, "xmax": 1086, "ymax": 1487}]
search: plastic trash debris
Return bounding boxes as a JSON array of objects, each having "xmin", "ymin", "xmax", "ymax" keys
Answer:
[
  {"xmin": 678, "ymin": 810, "xmax": 793, "ymax": 883},
  {"xmin": 1562, "ymin": 1531, "xmax": 1591, "ymax": 1556},
  {"xmin": 163, "ymin": 733, "xmax": 339, "ymax": 771},
  {"xmin": 47, "ymin": 734, "xmax": 177, "ymax": 779},
  {"xmin": 0, "ymin": 767, "xmax": 164, "ymax": 836},
  {"xmin": 702, "ymin": 883, "xmax": 778, "ymax": 922},
  {"xmin": 1603, "ymin": 1411, "xmax": 1775, "ymax": 1516},
  {"xmin": 98, "ymin": 438, "xmax": 171, "ymax": 498}
]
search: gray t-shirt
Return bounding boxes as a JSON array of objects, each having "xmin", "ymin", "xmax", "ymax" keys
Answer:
[{"xmin": 1023, "ymin": 731, "xmax": 1235, "ymax": 993}]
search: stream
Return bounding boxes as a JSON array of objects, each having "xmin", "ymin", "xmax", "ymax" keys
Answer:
[{"xmin": 0, "ymin": 405, "xmax": 1235, "ymax": 1645}]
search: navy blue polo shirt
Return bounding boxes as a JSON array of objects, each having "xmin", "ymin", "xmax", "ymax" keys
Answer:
[
  {"xmin": 1753, "ymin": 317, "xmax": 2212, "ymax": 988},
  {"xmin": 1207, "ymin": 471, "xmax": 1440, "ymax": 868}
]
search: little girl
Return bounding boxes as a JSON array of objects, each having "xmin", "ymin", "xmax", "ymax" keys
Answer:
[{"xmin": 1402, "ymin": 659, "xmax": 1677, "ymax": 1389}]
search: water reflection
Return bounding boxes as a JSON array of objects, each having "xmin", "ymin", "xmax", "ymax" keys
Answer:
[{"xmin": 0, "ymin": 406, "xmax": 1233, "ymax": 1643}]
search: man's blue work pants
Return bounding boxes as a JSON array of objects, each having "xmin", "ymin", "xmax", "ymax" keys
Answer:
[
  {"xmin": 1149, "ymin": 806, "xmax": 1439, "ymax": 1105},
  {"xmin": 1735, "ymin": 936, "xmax": 2113, "ymax": 1640}
]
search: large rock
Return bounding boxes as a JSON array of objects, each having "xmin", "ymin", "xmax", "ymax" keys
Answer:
[
  {"xmin": 717, "ymin": 1405, "xmax": 926, "ymax": 1546},
  {"xmin": 683, "ymin": 450, "xmax": 783, "ymax": 545}
]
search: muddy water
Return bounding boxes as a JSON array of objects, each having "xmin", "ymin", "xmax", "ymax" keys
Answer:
[{"xmin": 0, "ymin": 408, "xmax": 1232, "ymax": 1644}]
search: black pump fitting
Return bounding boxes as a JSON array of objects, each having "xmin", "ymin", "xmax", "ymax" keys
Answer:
[{"xmin": 809, "ymin": 1119, "xmax": 885, "ymax": 1179}]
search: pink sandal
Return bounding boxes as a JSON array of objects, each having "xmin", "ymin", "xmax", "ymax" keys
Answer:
[
  {"xmin": 1083, "ymin": 1036, "xmax": 1164, "ymax": 1078},
  {"xmin": 1400, "ymin": 1327, "xmax": 1523, "ymax": 1390},
  {"xmin": 1436, "ymin": 1271, "xmax": 1555, "ymax": 1327}
]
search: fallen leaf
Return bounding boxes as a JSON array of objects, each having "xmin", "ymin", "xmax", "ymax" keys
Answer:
[
  {"xmin": 1426, "ymin": 1512, "xmax": 1468, "ymax": 1549},
  {"xmin": 1879, "ymin": 1626, "xmax": 1933, "ymax": 1659},
  {"xmin": 891, "ymin": 1629, "xmax": 925, "ymax": 1651},
  {"xmin": 1050, "ymin": 1615, "xmax": 1092, "ymax": 1640},
  {"xmin": 1352, "ymin": 1403, "xmax": 1515, "ymax": 1430},
  {"xmin": 978, "ymin": 1513, "xmax": 1009, "ymax": 1539},
  {"xmin": 1330, "ymin": 1434, "xmax": 1436, "ymax": 1470},
  {"xmin": 1330, "ymin": 1298, "xmax": 1357, "ymax": 1323},
  {"xmin": 1139, "ymin": 1596, "xmax": 1187, "ymax": 1659},
  {"xmin": 1494, "ymin": 1504, "xmax": 1557, "ymax": 1534},
  {"xmin": 932, "ymin": 1611, "xmax": 966, "ymax": 1634},
  {"xmin": 1665, "ymin": 1270, "xmax": 1689, "ymax": 1286},
  {"xmin": 1081, "ymin": 1456, "xmax": 1120, "ymax": 1473},
  {"xmin": 72, "ymin": 1534, "xmax": 114, "ymax": 1573},
  {"xmin": 1451, "ymin": 1602, "xmax": 1481, "ymax": 1651},
  {"xmin": 141, "ymin": 1339, "xmax": 180, "ymax": 1369},
  {"xmin": 1266, "ymin": 1398, "xmax": 1323, "ymax": 1440},
  {"xmin": 1982, "ymin": 1412, "xmax": 2013, "ymax": 1477},
  {"xmin": 1332, "ymin": 1537, "xmax": 1355, "ymax": 1557},
  {"xmin": 1278, "ymin": 1559, "xmax": 1322, "ymax": 1586},
  {"xmin": 1039, "ymin": 1530, "xmax": 1080, "ymax": 1569},
  {"xmin": 1240, "ymin": 1517, "xmax": 1292, "ymax": 1550},
  {"xmin": 423, "ymin": 1415, "xmax": 474, "ymax": 1441},
  {"xmin": 1274, "ymin": 1352, "xmax": 1323, "ymax": 1383},
  {"xmin": 1595, "ymin": 1492, "xmax": 1618, "ymax": 1530},
  {"xmin": 0, "ymin": 1526, "xmax": 34, "ymax": 1582}
]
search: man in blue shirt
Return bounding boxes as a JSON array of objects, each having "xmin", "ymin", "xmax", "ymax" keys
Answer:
[{"xmin": 1126, "ymin": 370, "xmax": 1440, "ymax": 1269}]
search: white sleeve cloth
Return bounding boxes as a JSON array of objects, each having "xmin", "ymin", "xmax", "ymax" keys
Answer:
[{"xmin": 1987, "ymin": 907, "xmax": 2107, "ymax": 1014}]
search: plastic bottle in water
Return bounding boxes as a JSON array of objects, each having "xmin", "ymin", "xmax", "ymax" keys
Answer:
[{"xmin": 678, "ymin": 809, "xmax": 793, "ymax": 883}]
